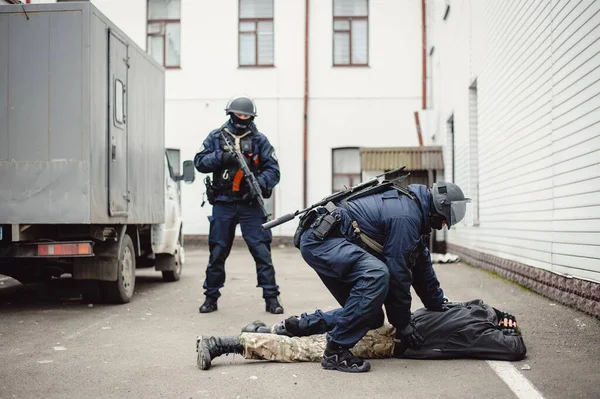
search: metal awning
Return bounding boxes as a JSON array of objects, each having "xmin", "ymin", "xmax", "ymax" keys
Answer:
[{"xmin": 359, "ymin": 146, "xmax": 444, "ymax": 171}]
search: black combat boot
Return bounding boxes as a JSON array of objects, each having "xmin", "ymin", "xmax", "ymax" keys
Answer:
[
  {"xmin": 196, "ymin": 336, "xmax": 243, "ymax": 370},
  {"xmin": 265, "ymin": 297, "xmax": 284, "ymax": 314},
  {"xmin": 199, "ymin": 297, "xmax": 218, "ymax": 313},
  {"xmin": 241, "ymin": 320, "xmax": 273, "ymax": 333},
  {"xmin": 321, "ymin": 342, "xmax": 371, "ymax": 373}
]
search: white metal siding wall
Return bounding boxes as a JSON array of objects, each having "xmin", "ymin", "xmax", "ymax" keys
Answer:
[
  {"xmin": 550, "ymin": 0, "xmax": 600, "ymax": 282},
  {"xmin": 438, "ymin": 0, "xmax": 600, "ymax": 283}
]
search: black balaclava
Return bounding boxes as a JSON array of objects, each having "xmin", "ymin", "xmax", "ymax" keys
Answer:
[
  {"xmin": 430, "ymin": 214, "xmax": 446, "ymax": 230},
  {"xmin": 429, "ymin": 193, "xmax": 447, "ymax": 230},
  {"xmin": 230, "ymin": 113, "xmax": 253, "ymax": 131}
]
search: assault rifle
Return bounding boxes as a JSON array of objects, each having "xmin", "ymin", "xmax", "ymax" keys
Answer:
[
  {"xmin": 219, "ymin": 129, "xmax": 271, "ymax": 220},
  {"xmin": 261, "ymin": 166, "xmax": 409, "ymax": 230}
]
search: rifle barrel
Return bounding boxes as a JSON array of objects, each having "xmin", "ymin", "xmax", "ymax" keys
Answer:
[{"xmin": 261, "ymin": 212, "xmax": 296, "ymax": 230}]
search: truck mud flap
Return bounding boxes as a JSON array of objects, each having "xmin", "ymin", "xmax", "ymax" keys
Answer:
[{"xmin": 72, "ymin": 240, "xmax": 119, "ymax": 281}]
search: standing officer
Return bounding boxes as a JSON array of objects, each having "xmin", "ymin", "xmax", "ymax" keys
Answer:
[
  {"xmin": 293, "ymin": 181, "xmax": 470, "ymax": 372},
  {"xmin": 194, "ymin": 95, "xmax": 283, "ymax": 315}
]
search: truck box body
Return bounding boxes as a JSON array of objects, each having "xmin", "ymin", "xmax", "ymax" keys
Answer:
[{"xmin": 0, "ymin": 2, "xmax": 165, "ymax": 225}]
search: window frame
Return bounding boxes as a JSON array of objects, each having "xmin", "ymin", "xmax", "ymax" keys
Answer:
[
  {"xmin": 332, "ymin": 0, "xmax": 369, "ymax": 67},
  {"xmin": 238, "ymin": 0, "xmax": 275, "ymax": 68},
  {"xmin": 331, "ymin": 147, "xmax": 362, "ymax": 192},
  {"xmin": 146, "ymin": 0, "xmax": 181, "ymax": 69}
]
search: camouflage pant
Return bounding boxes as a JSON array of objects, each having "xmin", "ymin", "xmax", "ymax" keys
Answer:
[{"xmin": 240, "ymin": 324, "xmax": 396, "ymax": 362}]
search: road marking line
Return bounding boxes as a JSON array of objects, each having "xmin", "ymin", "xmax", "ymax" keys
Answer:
[{"xmin": 487, "ymin": 361, "xmax": 545, "ymax": 399}]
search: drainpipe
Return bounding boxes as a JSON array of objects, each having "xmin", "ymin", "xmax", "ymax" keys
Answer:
[
  {"xmin": 414, "ymin": 111, "xmax": 424, "ymax": 146},
  {"xmin": 302, "ymin": 0, "xmax": 310, "ymax": 208},
  {"xmin": 414, "ymin": 0, "xmax": 426, "ymax": 147},
  {"xmin": 421, "ymin": 0, "xmax": 427, "ymax": 110}
]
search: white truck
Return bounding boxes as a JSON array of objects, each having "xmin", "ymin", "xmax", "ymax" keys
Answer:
[{"xmin": 0, "ymin": 2, "xmax": 194, "ymax": 303}]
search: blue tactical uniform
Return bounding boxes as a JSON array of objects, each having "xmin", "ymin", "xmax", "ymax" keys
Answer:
[
  {"xmin": 194, "ymin": 119, "xmax": 281, "ymax": 302},
  {"xmin": 299, "ymin": 184, "xmax": 445, "ymax": 349}
]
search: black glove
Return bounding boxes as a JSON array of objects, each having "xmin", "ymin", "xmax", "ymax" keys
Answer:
[
  {"xmin": 497, "ymin": 311, "xmax": 520, "ymax": 335},
  {"xmin": 221, "ymin": 151, "xmax": 237, "ymax": 166},
  {"xmin": 428, "ymin": 296, "xmax": 451, "ymax": 312},
  {"xmin": 395, "ymin": 321, "xmax": 425, "ymax": 350},
  {"xmin": 261, "ymin": 187, "xmax": 273, "ymax": 199}
]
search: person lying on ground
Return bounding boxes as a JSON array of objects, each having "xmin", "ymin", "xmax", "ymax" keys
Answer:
[{"xmin": 196, "ymin": 299, "xmax": 526, "ymax": 370}]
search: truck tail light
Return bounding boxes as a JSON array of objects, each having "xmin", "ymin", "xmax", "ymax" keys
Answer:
[{"xmin": 37, "ymin": 242, "xmax": 92, "ymax": 256}]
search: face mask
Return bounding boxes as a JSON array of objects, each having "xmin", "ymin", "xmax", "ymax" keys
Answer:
[
  {"xmin": 430, "ymin": 214, "xmax": 446, "ymax": 230},
  {"xmin": 230, "ymin": 114, "xmax": 252, "ymax": 130}
]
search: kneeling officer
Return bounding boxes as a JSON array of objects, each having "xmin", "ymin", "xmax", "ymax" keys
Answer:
[{"xmin": 296, "ymin": 180, "xmax": 470, "ymax": 372}]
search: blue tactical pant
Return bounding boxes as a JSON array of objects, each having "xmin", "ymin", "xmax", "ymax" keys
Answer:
[
  {"xmin": 296, "ymin": 307, "xmax": 385, "ymax": 336},
  {"xmin": 299, "ymin": 229, "xmax": 389, "ymax": 348},
  {"xmin": 204, "ymin": 201, "xmax": 279, "ymax": 299}
]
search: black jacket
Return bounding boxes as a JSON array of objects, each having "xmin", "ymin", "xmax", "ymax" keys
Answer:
[{"xmin": 404, "ymin": 299, "xmax": 527, "ymax": 361}]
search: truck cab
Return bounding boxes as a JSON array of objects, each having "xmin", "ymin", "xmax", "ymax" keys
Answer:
[{"xmin": 145, "ymin": 150, "xmax": 193, "ymax": 282}]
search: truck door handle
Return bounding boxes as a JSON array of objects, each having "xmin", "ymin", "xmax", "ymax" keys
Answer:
[{"xmin": 111, "ymin": 145, "xmax": 117, "ymax": 161}]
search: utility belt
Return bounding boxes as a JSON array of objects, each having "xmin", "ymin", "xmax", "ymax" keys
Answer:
[
  {"xmin": 292, "ymin": 201, "xmax": 385, "ymax": 256},
  {"xmin": 202, "ymin": 176, "xmax": 252, "ymax": 206},
  {"xmin": 293, "ymin": 202, "xmax": 342, "ymax": 248}
]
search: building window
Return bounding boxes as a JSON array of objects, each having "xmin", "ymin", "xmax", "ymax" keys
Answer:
[
  {"xmin": 332, "ymin": 147, "xmax": 361, "ymax": 192},
  {"xmin": 447, "ymin": 115, "xmax": 455, "ymax": 182},
  {"xmin": 147, "ymin": 0, "xmax": 181, "ymax": 68},
  {"xmin": 333, "ymin": 0, "xmax": 368, "ymax": 66},
  {"xmin": 239, "ymin": 0, "xmax": 274, "ymax": 67},
  {"xmin": 468, "ymin": 82, "xmax": 479, "ymax": 226}
]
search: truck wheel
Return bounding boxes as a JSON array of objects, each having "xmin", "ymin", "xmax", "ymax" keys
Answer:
[
  {"xmin": 102, "ymin": 234, "xmax": 136, "ymax": 303},
  {"xmin": 158, "ymin": 238, "xmax": 183, "ymax": 282}
]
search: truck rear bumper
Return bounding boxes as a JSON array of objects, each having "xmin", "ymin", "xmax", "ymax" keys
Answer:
[{"xmin": 0, "ymin": 241, "xmax": 94, "ymax": 258}]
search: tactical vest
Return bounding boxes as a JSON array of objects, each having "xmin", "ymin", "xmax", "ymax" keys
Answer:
[{"xmin": 212, "ymin": 128, "xmax": 261, "ymax": 198}]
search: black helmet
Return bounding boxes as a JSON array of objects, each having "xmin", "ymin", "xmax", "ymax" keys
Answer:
[
  {"xmin": 431, "ymin": 181, "xmax": 471, "ymax": 228},
  {"xmin": 225, "ymin": 95, "xmax": 257, "ymax": 117}
]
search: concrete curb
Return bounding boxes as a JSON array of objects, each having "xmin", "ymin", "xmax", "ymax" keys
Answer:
[{"xmin": 448, "ymin": 243, "xmax": 600, "ymax": 319}]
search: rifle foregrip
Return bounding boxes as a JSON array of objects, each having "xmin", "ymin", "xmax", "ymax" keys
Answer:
[{"xmin": 261, "ymin": 213, "xmax": 295, "ymax": 230}]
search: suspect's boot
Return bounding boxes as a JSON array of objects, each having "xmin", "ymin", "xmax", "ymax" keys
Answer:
[
  {"xmin": 199, "ymin": 297, "xmax": 218, "ymax": 313},
  {"xmin": 321, "ymin": 342, "xmax": 371, "ymax": 373},
  {"xmin": 241, "ymin": 320, "xmax": 273, "ymax": 333},
  {"xmin": 265, "ymin": 297, "xmax": 284, "ymax": 314},
  {"xmin": 196, "ymin": 336, "xmax": 243, "ymax": 370}
]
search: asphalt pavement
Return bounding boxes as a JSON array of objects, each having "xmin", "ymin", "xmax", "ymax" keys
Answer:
[{"xmin": 0, "ymin": 246, "xmax": 599, "ymax": 399}]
